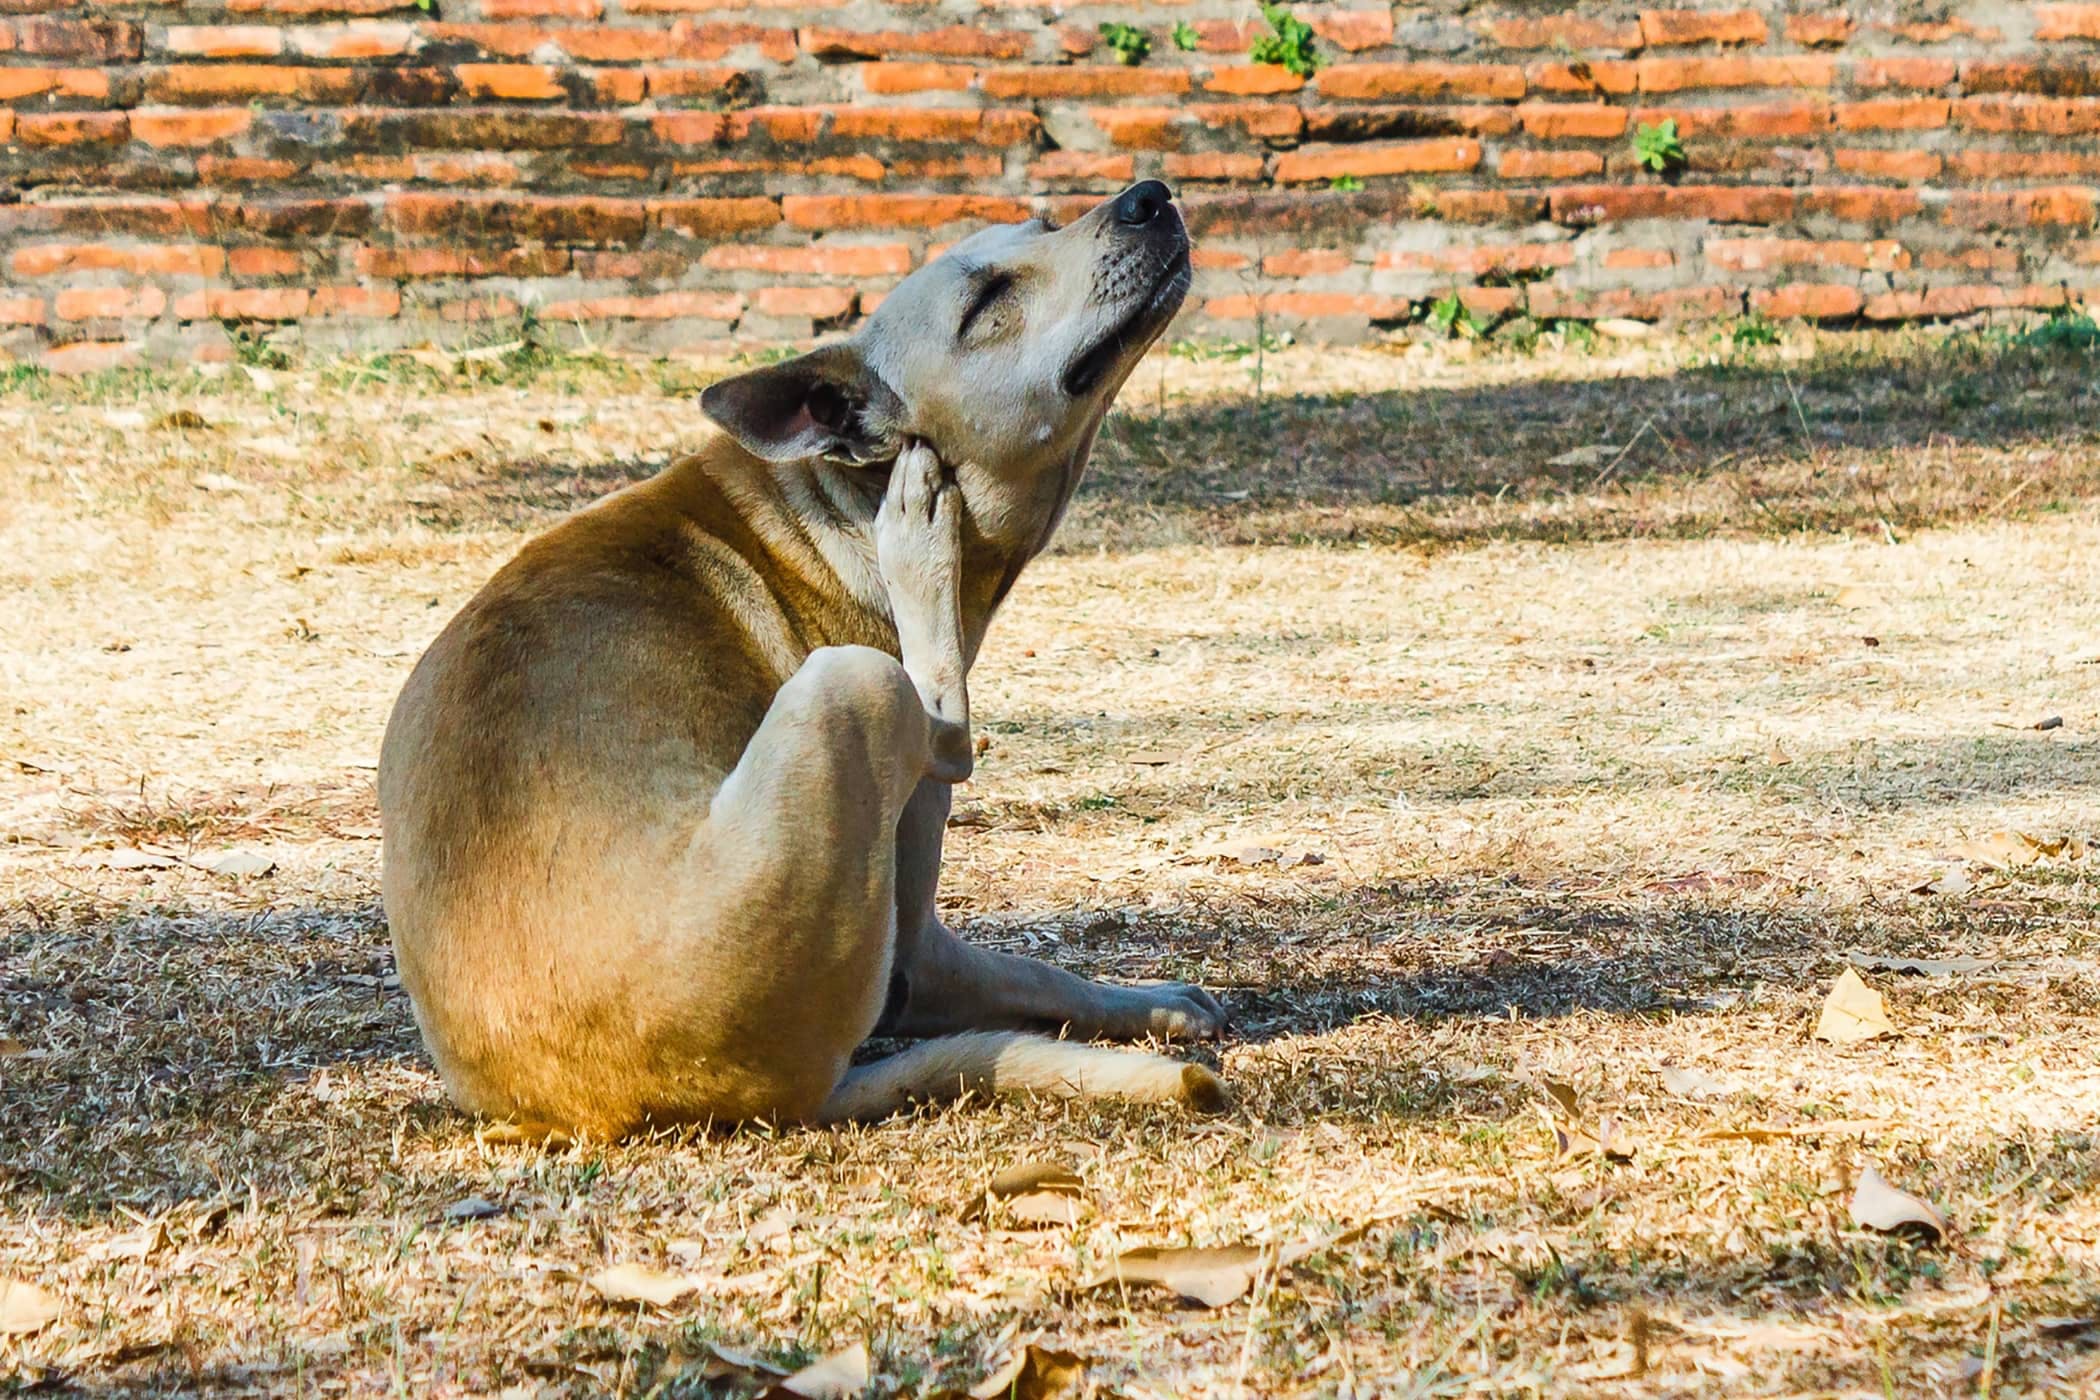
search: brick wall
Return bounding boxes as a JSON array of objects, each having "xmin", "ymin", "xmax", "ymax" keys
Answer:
[{"xmin": 5, "ymin": 2, "xmax": 2100, "ymax": 368}]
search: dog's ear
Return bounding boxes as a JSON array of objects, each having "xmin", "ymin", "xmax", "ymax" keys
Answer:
[{"xmin": 699, "ymin": 343, "xmax": 904, "ymax": 467}]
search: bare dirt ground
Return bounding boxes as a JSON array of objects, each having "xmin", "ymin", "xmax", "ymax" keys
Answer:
[{"xmin": 3, "ymin": 323, "xmax": 2098, "ymax": 1397}]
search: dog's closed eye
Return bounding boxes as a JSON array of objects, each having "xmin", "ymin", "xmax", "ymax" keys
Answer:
[{"xmin": 957, "ymin": 273, "xmax": 1013, "ymax": 339}]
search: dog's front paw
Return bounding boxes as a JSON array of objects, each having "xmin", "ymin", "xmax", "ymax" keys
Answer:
[
  {"xmin": 875, "ymin": 440, "xmax": 961, "ymax": 611},
  {"xmin": 1092, "ymin": 982, "xmax": 1228, "ymax": 1042}
]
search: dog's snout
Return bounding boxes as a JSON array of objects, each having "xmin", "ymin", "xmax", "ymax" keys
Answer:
[{"xmin": 1112, "ymin": 180, "xmax": 1173, "ymax": 228}]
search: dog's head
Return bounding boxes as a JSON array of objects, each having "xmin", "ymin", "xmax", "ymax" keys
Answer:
[{"xmin": 701, "ymin": 181, "xmax": 1190, "ymax": 489}]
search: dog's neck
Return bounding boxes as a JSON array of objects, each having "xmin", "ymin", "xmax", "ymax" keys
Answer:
[{"xmin": 692, "ymin": 432, "xmax": 1090, "ymax": 674}]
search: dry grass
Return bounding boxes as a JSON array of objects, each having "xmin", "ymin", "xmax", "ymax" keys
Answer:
[{"xmin": 3, "ymin": 323, "xmax": 2099, "ymax": 1397}]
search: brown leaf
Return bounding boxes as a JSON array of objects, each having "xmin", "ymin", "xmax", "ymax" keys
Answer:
[
  {"xmin": 969, "ymin": 1343, "xmax": 1087, "ymax": 1400},
  {"xmin": 587, "ymin": 1263, "xmax": 701, "ymax": 1309},
  {"xmin": 762, "ymin": 1342, "xmax": 870, "ymax": 1400},
  {"xmin": 1814, "ymin": 969, "xmax": 1896, "ymax": 1044},
  {"xmin": 1910, "ymin": 865, "xmax": 1973, "ymax": 897},
  {"xmin": 1539, "ymin": 1078, "xmax": 1582, "ymax": 1121},
  {"xmin": 965, "ymin": 1162, "xmax": 1084, "ymax": 1225},
  {"xmin": 1003, "ymin": 1191, "xmax": 1086, "ymax": 1229},
  {"xmin": 1081, "ymin": 1218, "xmax": 1387, "ymax": 1309},
  {"xmin": 196, "ymin": 849, "xmax": 276, "ymax": 878},
  {"xmin": 1849, "ymin": 1165, "xmax": 1946, "ymax": 1243},
  {"xmin": 1956, "ymin": 830, "xmax": 2044, "ymax": 871},
  {"xmin": 692, "ymin": 1341, "xmax": 788, "ymax": 1380},
  {"xmin": 0, "ymin": 1278, "xmax": 58, "ymax": 1336},
  {"xmin": 74, "ymin": 846, "xmax": 179, "ymax": 871},
  {"xmin": 154, "ymin": 408, "xmax": 211, "ymax": 431},
  {"xmin": 988, "ymin": 1162, "xmax": 1082, "ymax": 1199}
]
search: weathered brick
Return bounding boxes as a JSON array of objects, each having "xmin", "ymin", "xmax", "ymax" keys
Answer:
[
  {"xmin": 1851, "ymin": 57, "xmax": 1956, "ymax": 89},
  {"xmin": 1204, "ymin": 65, "xmax": 1305, "ymax": 96},
  {"xmin": 1165, "ymin": 152, "xmax": 1265, "ymax": 182},
  {"xmin": 1529, "ymin": 284, "xmax": 1739, "ymax": 318},
  {"xmin": 1954, "ymin": 95, "xmax": 2100, "ymax": 134},
  {"xmin": 1303, "ymin": 104, "xmax": 1517, "ymax": 140},
  {"xmin": 1376, "ymin": 243, "xmax": 1575, "ymax": 275},
  {"xmin": 1604, "ymin": 248, "xmax": 1674, "ymax": 268},
  {"xmin": 1273, "ymin": 140, "xmax": 1482, "ymax": 183},
  {"xmin": 1864, "ymin": 285, "xmax": 2064, "ymax": 319},
  {"xmin": 45, "ymin": 342, "xmax": 142, "ymax": 374},
  {"xmin": 1785, "ymin": 14, "xmax": 1855, "ymax": 46},
  {"xmin": 1526, "ymin": 60, "xmax": 1639, "ymax": 96},
  {"xmin": 1484, "ymin": 15, "xmax": 1642, "ymax": 49},
  {"xmin": 14, "ymin": 243, "xmax": 226, "ymax": 277},
  {"xmin": 17, "ymin": 112, "xmax": 127, "ymax": 146},
  {"xmin": 1498, "ymin": 149, "xmax": 1605, "ymax": 179},
  {"xmin": 198, "ymin": 156, "xmax": 306, "ymax": 183},
  {"xmin": 131, "ymin": 109, "xmax": 254, "ymax": 147},
  {"xmin": 1190, "ymin": 103, "xmax": 1305, "ymax": 138},
  {"xmin": 753, "ymin": 285, "xmax": 855, "ymax": 319},
  {"xmin": 829, "ymin": 107, "xmax": 1038, "ymax": 144},
  {"xmin": 54, "ymin": 286, "xmax": 168, "ymax": 321},
  {"xmin": 1797, "ymin": 187, "xmax": 1922, "ymax": 222},
  {"xmin": 1754, "ymin": 284, "xmax": 1864, "ymax": 318},
  {"xmin": 980, "ymin": 66, "xmax": 1188, "ymax": 98},
  {"xmin": 484, "ymin": 0, "xmax": 603, "ymax": 16},
  {"xmin": 455, "ymin": 64, "xmax": 568, "ymax": 100},
  {"xmin": 175, "ymin": 288, "xmax": 314, "ymax": 320},
  {"xmin": 1638, "ymin": 56, "xmax": 1836, "ymax": 90},
  {"xmin": 1517, "ymin": 103, "xmax": 1628, "ymax": 139},
  {"xmin": 1026, "ymin": 151, "xmax": 1135, "ymax": 182},
  {"xmin": 438, "ymin": 294, "xmax": 523, "ymax": 322},
  {"xmin": 1877, "ymin": 19, "xmax": 2000, "ymax": 43},
  {"xmin": 1262, "ymin": 249, "xmax": 1353, "ymax": 277},
  {"xmin": 2036, "ymin": 5, "xmax": 2100, "ymax": 40},
  {"xmin": 226, "ymin": 0, "xmax": 416, "ymax": 13},
  {"xmin": 0, "ymin": 67, "xmax": 108, "ymax": 101},
  {"xmin": 1551, "ymin": 184, "xmax": 1797, "ymax": 224},
  {"xmin": 354, "ymin": 246, "xmax": 570, "ymax": 277},
  {"xmin": 1634, "ymin": 101, "xmax": 1829, "ymax": 137},
  {"xmin": 0, "ymin": 297, "xmax": 45, "ymax": 326},
  {"xmin": 1706, "ymin": 237, "xmax": 1908, "ymax": 272},
  {"xmin": 286, "ymin": 20, "xmax": 418, "ymax": 58},
  {"xmin": 800, "ymin": 25, "xmax": 1027, "ymax": 59},
  {"xmin": 1203, "ymin": 292, "xmax": 1408, "ymax": 321},
  {"xmin": 648, "ymin": 197, "xmax": 783, "ymax": 236},
  {"xmin": 1945, "ymin": 187, "xmax": 2097, "ymax": 228},
  {"xmin": 1833, "ymin": 98, "xmax": 1949, "ymax": 130},
  {"xmin": 1947, "ymin": 148, "xmax": 2100, "ymax": 179},
  {"xmin": 162, "ymin": 24, "xmax": 285, "ymax": 56},
  {"xmin": 230, "ymin": 247, "xmax": 304, "ymax": 277},
  {"xmin": 1191, "ymin": 248, "xmax": 1251, "ymax": 271},
  {"xmin": 387, "ymin": 193, "xmax": 648, "ymax": 244},
  {"xmin": 1834, "ymin": 148, "xmax": 1943, "ymax": 180},
  {"xmin": 311, "ymin": 286, "xmax": 402, "ymax": 316},
  {"xmin": 10, "ymin": 16, "xmax": 140, "ymax": 60},
  {"xmin": 145, "ymin": 64, "xmax": 363, "ymax": 103},
  {"xmin": 781, "ymin": 194, "xmax": 1030, "ymax": 229},
  {"xmin": 542, "ymin": 289, "xmax": 744, "ymax": 319},
  {"xmin": 1960, "ymin": 60, "xmax": 2100, "ymax": 95},
  {"xmin": 1639, "ymin": 9, "xmax": 1767, "ymax": 46},
  {"xmin": 1318, "ymin": 63, "xmax": 1525, "ymax": 101},
  {"xmin": 701, "ymin": 243, "xmax": 910, "ymax": 275}
]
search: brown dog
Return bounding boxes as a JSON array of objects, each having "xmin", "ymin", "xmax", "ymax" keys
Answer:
[{"xmin": 378, "ymin": 182, "xmax": 1226, "ymax": 1138}]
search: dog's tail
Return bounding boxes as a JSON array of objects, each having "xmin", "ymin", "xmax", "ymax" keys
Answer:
[{"xmin": 813, "ymin": 1032, "xmax": 1228, "ymax": 1125}]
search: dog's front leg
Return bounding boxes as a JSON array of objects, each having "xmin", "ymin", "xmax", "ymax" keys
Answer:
[{"xmin": 876, "ymin": 441, "xmax": 974, "ymax": 784}]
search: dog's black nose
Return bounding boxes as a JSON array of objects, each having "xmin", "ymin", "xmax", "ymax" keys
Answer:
[{"xmin": 1112, "ymin": 180, "xmax": 1173, "ymax": 228}]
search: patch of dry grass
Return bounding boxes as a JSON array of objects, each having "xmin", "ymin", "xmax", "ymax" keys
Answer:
[{"xmin": 3, "ymin": 327, "xmax": 2099, "ymax": 1396}]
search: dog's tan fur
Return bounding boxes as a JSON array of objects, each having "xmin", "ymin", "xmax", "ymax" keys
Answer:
[{"xmin": 377, "ymin": 184, "xmax": 1226, "ymax": 1138}]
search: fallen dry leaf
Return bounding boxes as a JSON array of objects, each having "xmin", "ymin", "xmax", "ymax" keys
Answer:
[
  {"xmin": 966, "ymin": 1161, "xmax": 1086, "ymax": 1227},
  {"xmin": 196, "ymin": 849, "xmax": 277, "ymax": 878},
  {"xmin": 1658, "ymin": 1064, "xmax": 1736, "ymax": 1101},
  {"xmin": 1082, "ymin": 1217, "xmax": 1390, "ymax": 1309},
  {"xmin": 762, "ymin": 1341, "xmax": 870, "ymax": 1400},
  {"xmin": 587, "ymin": 1263, "xmax": 701, "ymax": 1309},
  {"xmin": 1004, "ymin": 1192, "xmax": 1086, "ymax": 1229},
  {"xmin": 1547, "ymin": 444, "xmax": 1621, "ymax": 470},
  {"xmin": 74, "ymin": 846, "xmax": 179, "ymax": 871},
  {"xmin": 0, "ymin": 1278, "xmax": 58, "ymax": 1336},
  {"xmin": 1814, "ymin": 969, "xmax": 1896, "ymax": 1044},
  {"xmin": 1849, "ymin": 1165, "xmax": 1947, "ymax": 1243},
  {"xmin": 1847, "ymin": 950, "xmax": 1995, "ymax": 977},
  {"xmin": 1956, "ymin": 830, "xmax": 2044, "ymax": 871},
  {"xmin": 1909, "ymin": 866, "xmax": 1974, "ymax": 897},
  {"xmin": 969, "ymin": 1342, "xmax": 1087, "ymax": 1400},
  {"xmin": 1700, "ymin": 1117, "xmax": 1890, "ymax": 1144}
]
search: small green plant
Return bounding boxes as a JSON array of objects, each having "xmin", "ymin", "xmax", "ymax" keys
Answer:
[
  {"xmin": 1249, "ymin": 2, "xmax": 1320, "ymax": 78},
  {"xmin": 1426, "ymin": 291, "xmax": 1489, "ymax": 339},
  {"xmin": 2017, "ymin": 306, "xmax": 2100, "ymax": 351},
  {"xmin": 1730, "ymin": 313, "xmax": 1780, "ymax": 349},
  {"xmin": 1329, "ymin": 173, "xmax": 1364, "ymax": 193},
  {"xmin": 1099, "ymin": 21, "xmax": 1151, "ymax": 64},
  {"xmin": 1171, "ymin": 20, "xmax": 1199, "ymax": 51},
  {"xmin": 1554, "ymin": 318, "xmax": 1600, "ymax": 353},
  {"xmin": 1632, "ymin": 118, "xmax": 1687, "ymax": 174}
]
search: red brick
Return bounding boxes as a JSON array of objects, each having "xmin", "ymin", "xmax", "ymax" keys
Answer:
[
  {"xmin": 1960, "ymin": 60, "xmax": 2100, "ymax": 94},
  {"xmin": 310, "ymin": 286, "xmax": 402, "ymax": 317},
  {"xmin": 1834, "ymin": 98, "xmax": 1949, "ymax": 130},
  {"xmin": 753, "ymin": 285, "xmax": 855, "ymax": 319},
  {"xmin": 1377, "ymin": 243, "xmax": 1575, "ymax": 275},
  {"xmin": 1834, "ymin": 148, "xmax": 1943, "ymax": 180},
  {"xmin": 9, "ymin": 16, "xmax": 140, "ymax": 60},
  {"xmin": 1638, "ymin": 56, "xmax": 1835, "ymax": 90},
  {"xmin": 1205, "ymin": 65, "xmax": 1305, "ymax": 96},
  {"xmin": 1526, "ymin": 60, "xmax": 1639, "ymax": 96},
  {"xmin": 1550, "ymin": 184, "xmax": 1796, "ymax": 224},
  {"xmin": 1754, "ymin": 284, "xmax": 1863, "ymax": 318},
  {"xmin": 226, "ymin": 0, "xmax": 416, "ymax": 12},
  {"xmin": 541, "ymin": 290, "xmax": 744, "ymax": 320},
  {"xmin": 780, "ymin": 195, "xmax": 1030, "ymax": 229},
  {"xmin": 145, "ymin": 64, "xmax": 363, "ymax": 103},
  {"xmin": 439, "ymin": 295, "xmax": 522, "ymax": 322},
  {"xmin": 829, "ymin": 107, "xmax": 1038, "ymax": 145},
  {"xmin": 0, "ymin": 68, "xmax": 106, "ymax": 101},
  {"xmin": 285, "ymin": 20, "xmax": 417, "ymax": 58},
  {"xmin": 1638, "ymin": 9, "xmax": 1766, "ymax": 46},
  {"xmin": 1529, "ymin": 284, "xmax": 1739, "ymax": 319},
  {"xmin": 1165, "ymin": 152, "xmax": 1266, "ymax": 182},
  {"xmin": 230, "ymin": 247, "xmax": 303, "ymax": 277},
  {"xmin": 2037, "ymin": 5, "xmax": 2100, "ymax": 40},
  {"xmin": 647, "ymin": 197, "xmax": 782, "ymax": 237},
  {"xmin": 44, "ymin": 342, "xmax": 141, "ymax": 375},
  {"xmin": 861, "ymin": 62, "xmax": 973, "ymax": 94},
  {"xmin": 701, "ymin": 243, "xmax": 911, "ymax": 275},
  {"xmin": 1797, "ymin": 187, "xmax": 1922, "ymax": 221},
  {"xmin": 643, "ymin": 65, "xmax": 752, "ymax": 99},
  {"xmin": 1498, "ymin": 149, "xmax": 1605, "ymax": 179},
  {"xmin": 13, "ymin": 243, "xmax": 226, "ymax": 277},
  {"xmin": 1518, "ymin": 103, "xmax": 1628, "ymax": 139},
  {"xmin": 1851, "ymin": 57, "xmax": 1956, "ymax": 89},
  {"xmin": 485, "ymin": 0, "xmax": 603, "ymax": 16},
  {"xmin": 161, "ymin": 24, "xmax": 284, "ymax": 56},
  {"xmin": 1785, "ymin": 14, "xmax": 1855, "ymax": 46},
  {"xmin": 1274, "ymin": 140, "xmax": 1481, "ymax": 183},
  {"xmin": 131, "ymin": 109, "xmax": 254, "ymax": 147},
  {"xmin": 1314, "ymin": 10, "xmax": 1396, "ymax": 50},
  {"xmin": 16, "ymin": 112, "xmax": 126, "ymax": 146},
  {"xmin": 200, "ymin": 156, "xmax": 306, "ymax": 183},
  {"xmin": 800, "ymin": 25, "xmax": 1028, "ymax": 59},
  {"xmin": 455, "ymin": 64, "xmax": 566, "ymax": 100},
  {"xmin": 0, "ymin": 296, "xmax": 44, "ymax": 326},
  {"xmin": 572, "ymin": 251, "xmax": 688, "ymax": 278},
  {"xmin": 1604, "ymin": 248, "xmax": 1674, "ymax": 269},
  {"xmin": 1026, "ymin": 151, "xmax": 1135, "ymax": 182},
  {"xmin": 1189, "ymin": 103, "xmax": 1305, "ymax": 138},
  {"xmin": 980, "ymin": 66, "xmax": 1188, "ymax": 99},
  {"xmin": 1262, "ymin": 250, "xmax": 1353, "ymax": 277},
  {"xmin": 175, "ymin": 288, "xmax": 313, "ymax": 321},
  {"xmin": 1878, "ymin": 19, "xmax": 2000, "ymax": 43},
  {"xmin": 1863, "ymin": 285, "xmax": 2065, "ymax": 319},
  {"xmin": 1191, "ymin": 248, "xmax": 1251, "ymax": 271},
  {"xmin": 354, "ymin": 246, "xmax": 570, "ymax": 277},
  {"xmin": 1203, "ymin": 292, "xmax": 1407, "ymax": 321},
  {"xmin": 1485, "ymin": 15, "xmax": 1642, "ymax": 49},
  {"xmin": 1946, "ymin": 188, "xmax": 2097, "ymax": 228},
  {"xmin": 1706, "ymin": 237, "xmax": 1908, "ymax": 272},
  {"xmin": 1947, "ymin": 149, "xmax": 2100, "ymax": 179},
  {"xmin": 1954, "ymin": 96, "xmax": 2100, "ymax": 134},
  {"xmin": 54, "ymin": 286, "xmax": 166, "ymax": 320},
  {"xmin": 1318, "ymin": 63, "xmax": 1525, "ymax": 101},
  {"xmin": 1634, "ymin": 101, "xmax": 1829, "ymax": 137},
  {"xmin": 385, "ymin": 193, "xmax": 649, "ymax": 244},
  {"xmin": 674, "ymin": 153, "xmax": 885, "ymax": 181}
]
